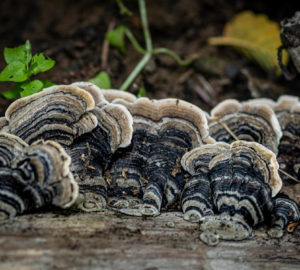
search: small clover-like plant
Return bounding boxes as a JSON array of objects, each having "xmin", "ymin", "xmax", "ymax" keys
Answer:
[{"xmin": 0, "ymin": 40, "xmax": 55, "ymax": 99}]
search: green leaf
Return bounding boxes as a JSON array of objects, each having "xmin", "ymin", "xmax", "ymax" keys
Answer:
[
  {"xmin": 0, "ymin": 61, "xmax": 28, "ymax": 82},
  {"xmin": 20, "ymin": 80, "xmax": 44, "ymax": 97},
  {"xmin": 106, "ymin": 25, "xmax": 127, "ymax": 54},
  {"xmin": 4, "ymin": 44, "xmax": 26, "ymax": 64},
  {"xmin": 0, "ymin": 84, "xmax": 22, "ymax": 99},
  {"xmin": 89, "ymin": 71, "xmax": 111, "ymax": 89},
  {"xmin": 40, "ymin": 79, "xmax": 55, "ymax": 89},
  {"xmin": 137, "ymin": 84, "xmax": 146, "ymax": 97},
  {"xmin": 29, "ymin": 53, "xmax": 55, "ymax": 76},
  {"xmin": 208, "ymin": 11, "xmax": 288, "ymax": 75}
]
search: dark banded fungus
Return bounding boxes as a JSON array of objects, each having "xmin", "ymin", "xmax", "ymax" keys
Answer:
[
  {"xmin": 267, "ymin": 194, "xmax": 300, "ymax": 238},
  {"xmin": 70, "ymin": 98, "xmax": 133, "ymax": 212},
  {"xmin": 1, "ymin": 84, "xmax": 134, "ymax": 213},
  {"xmin": 198, "ymin": 141, "xmax": 284, "ymax": 245},
  {"xmin": 208, "ymin": 99, "xmax": 282, "ymax": 154},
  {"xmin": 108, "ymin": 96, "xmax": 213, "ymax": 216},
  {"xmin": 181, "ymin": 142, "xmax": 229, "ymax": 222},
  {"xmin": 0, "ymin": 132, "xmax": 78, "ymax": 221},
  {"xmin": 273, "ymin": 95, "xmax": 300, "ymax": 184},
  {"xmin": 3, "ymin": 85, "xmax": 97, "ymax": 146}
]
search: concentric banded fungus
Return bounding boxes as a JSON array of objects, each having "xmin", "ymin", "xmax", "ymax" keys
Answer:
[
  {"xmin": 70, "ymin": 99, "xmax": 133, "ymax": 212},
  {"xmin": 199, "ymin": 141, "xmax": 282, "ymax": 245},
  {"xmin": 273, "ymin": 95, "xmax": 300, "ymax": 184},
  {"xmin": 0, "ymin": 132, "xmax": 78, "ymax": 221},
  {"xmin": 208, "ymin": 99, "xmax": 282, "ymax": 154},
  {"xmin": 108, "ymin": 97, "xmax": 213, "ymax": 216},
  {"xmin": 181, "ymin": 142, "xmax": 229, "ymax": 222},
  {"xmin": 267, "ymin": 194, "xmax": 300, "ymax": 238},
  {"xmin": 4, "ymin": 85, "xmax": 97, "ymax": 146},
  {"xmin": 102, "ymin": 89, "xmax": 137, "ymax": 104}
]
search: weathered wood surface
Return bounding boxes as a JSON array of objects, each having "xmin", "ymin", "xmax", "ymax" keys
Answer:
[{"xmin": 0, "ymin": 210, "xmax": 299, "ymax": 270}]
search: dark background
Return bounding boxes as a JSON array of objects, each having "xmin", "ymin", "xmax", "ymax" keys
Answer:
[{"xmin": 0, "ymin": 0, "xmax": 299, "ymax": 115}]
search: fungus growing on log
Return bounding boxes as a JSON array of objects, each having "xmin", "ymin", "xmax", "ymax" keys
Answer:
[
  {"xmin": 0, "ymin": 132, "xmax": 78, "ymax": 221},
  {"xmin": 208, "ymin": 99, "xmax": 282, "ymax": 154},
  {"xmin": 70, "ymin": 99, "xmax": 133, "ymax": 212},
  {"xmin": 1, "ymin": 84, "xmax": 134, "ymax": 213},
  {"xmin": 4, "ymin": 85, "xmax": 97, "ymax": 146},
  {"xmin": 273, "ymin": 95, "xmax": 300, "ymax": 184},
  {"xmin": 181, "ymin": 142, "xmax": 230, "ymax": 222},
  {"xmin": 197, "ymin": 141, "xmax": 289, "ymax": 245},
  {"xmin": 108, "ymin": 96, "xmax": 214, "ymax": 216}
]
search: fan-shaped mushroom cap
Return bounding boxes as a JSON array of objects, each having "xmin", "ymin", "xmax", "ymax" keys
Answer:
[
  {"xmin": 0, "ymin": 132, "xmax": 78, "ymax": 220},
  {"xmin": 117, "ymin": 97, "xmax": 214, "ymax": 146},
  {"xmin": 71, "ymin": 82, "xmax": 105, "ymax": 104},
  {"xmin": 273, "ymin": 95, "xmax": 300, "ymax": 183},
  {"xmin": 210, "ymin": 141, "xmax": 282, "ymax": 196},
  {"xmin": 94, "ymin": 101, "xmax": 133, "ymax": 152},
  {"xmin": 5, "ymin": 85, "xmax": 97, "ymax": 146},
  {"xmin": 102, "ymin": 89, "xmax": 137, "ymax": 104},
  {"xmin": 208, "ymin": 99, "xmax": 282, "ymax": 154},
  {"xmin": 181, "ymin": 142, "xmax": 230, "ymax": 175}
]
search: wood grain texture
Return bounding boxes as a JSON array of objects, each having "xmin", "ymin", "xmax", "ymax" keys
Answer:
[{"xmin": 0, "ymin": 211, "xmax": 299, "ymax": 270}]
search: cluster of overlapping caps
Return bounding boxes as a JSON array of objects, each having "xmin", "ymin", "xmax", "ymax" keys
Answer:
[{"xmin": 0, "ymin": 82, "xmax": 299, "ymax": 245}]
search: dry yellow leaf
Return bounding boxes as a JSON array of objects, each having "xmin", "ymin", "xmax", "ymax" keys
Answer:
[{"xmin": 208, "ymin": 11, "xmax": 288, "ymax": 75}]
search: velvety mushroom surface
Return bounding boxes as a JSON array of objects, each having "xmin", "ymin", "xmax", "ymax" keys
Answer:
[
  {"xmin": 0, "ymin": 132, "xmax": 78, "ymax": 221},
  {"xmin": 107, "ymin": 96, "xmax": 214, "ymax": 216},
  {"xmin": 208, "ymin": 99, "xmax": 282, "ymax": 154}
]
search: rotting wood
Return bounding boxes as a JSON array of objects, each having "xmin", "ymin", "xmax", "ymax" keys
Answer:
[{"xmin": 0, "ymin": 211, "xmax": 299, "ymax": 270}]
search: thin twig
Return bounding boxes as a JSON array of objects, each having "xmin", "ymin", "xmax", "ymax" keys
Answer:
[
  {"xmin": 213, "ymin": 117, "xmax": 239, "ymax": 141},
  {"xmin": 278, "ymin": 169, "xmax": 300, "ymax": 183},
  {"xmin": 101, "ymin": 20, "xmax": 116, "ymax": 69}
]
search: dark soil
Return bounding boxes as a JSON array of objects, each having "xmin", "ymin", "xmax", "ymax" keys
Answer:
[{"xmin": 0, "ymin": 0, "xmax": 299, "ymax": 116}]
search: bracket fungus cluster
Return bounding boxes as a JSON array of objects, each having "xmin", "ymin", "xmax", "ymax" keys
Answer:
[
  {"xmin": 183, "ymin": 141, "xmax": 299, "ymax": 245},
  {"xmin": 0, "ymin": 82, "xmax": 133, "ymax": 215},
  {"xmin": 105, "ymin": 93, "xmax": 214, "ymax": 216},
  {"xmin": 0, "ymin": 81, "xmax": 299, "ymax": 245},
  {"xmin": 0, "ymin": 132, "xmax": 78, "ymax": 221}
]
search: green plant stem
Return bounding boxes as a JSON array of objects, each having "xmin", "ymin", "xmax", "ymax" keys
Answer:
[
  {"xmin": 120, "ymin": 53, "xmax": 151, "ymax": 91},
  {"xmin": 124, "ymin": 28, "xmax": 147, "ymax": 55},
  {"xmin": 153, "ymin": 47, "xmax": 193, "ymax": 67},
  {"xmin": 139, "ymin": 0, "xmax": 152, "ymax": 52}
]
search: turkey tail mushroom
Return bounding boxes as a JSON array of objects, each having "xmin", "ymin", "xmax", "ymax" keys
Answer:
[
  {"xmin": 0, "ymin": 132, "xmax": 78, "ymax": 221},
  {"xmin": 208, "ymin": 99, "xmax": 282, "ymax": 154},
  {"xmin": 181, "ymin": 142, "xmax": 229, "ymax": 222},
  {"xmin": 108, "ymin": 96, "xmax": 214, "ymax": 216},
  {"xmin": 4, "ymin": 85, "xmax": 98, "ymax": 146},
  {"xmin": 199, "ymin": 141, "xmax": 282, "ymax": 245},
  {"xmin": 69, "ymin": 100, "xmax": 133, "ymax": 212}
]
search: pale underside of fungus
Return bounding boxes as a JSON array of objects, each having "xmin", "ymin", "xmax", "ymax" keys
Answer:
[
  {"xmin": 0, "ymin": 132, "xmax": 78, "ymax": 221},
  {"xmin": 208, "ymin": 99, "xmax": 282, "ymax": 154},
  {"xmin": 183, "ymin": 140, "xmax": 299, "ymax": 245},
  {"xmin": 106, "ymin": 96, "xmax": 214, "ymax": 217}
]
